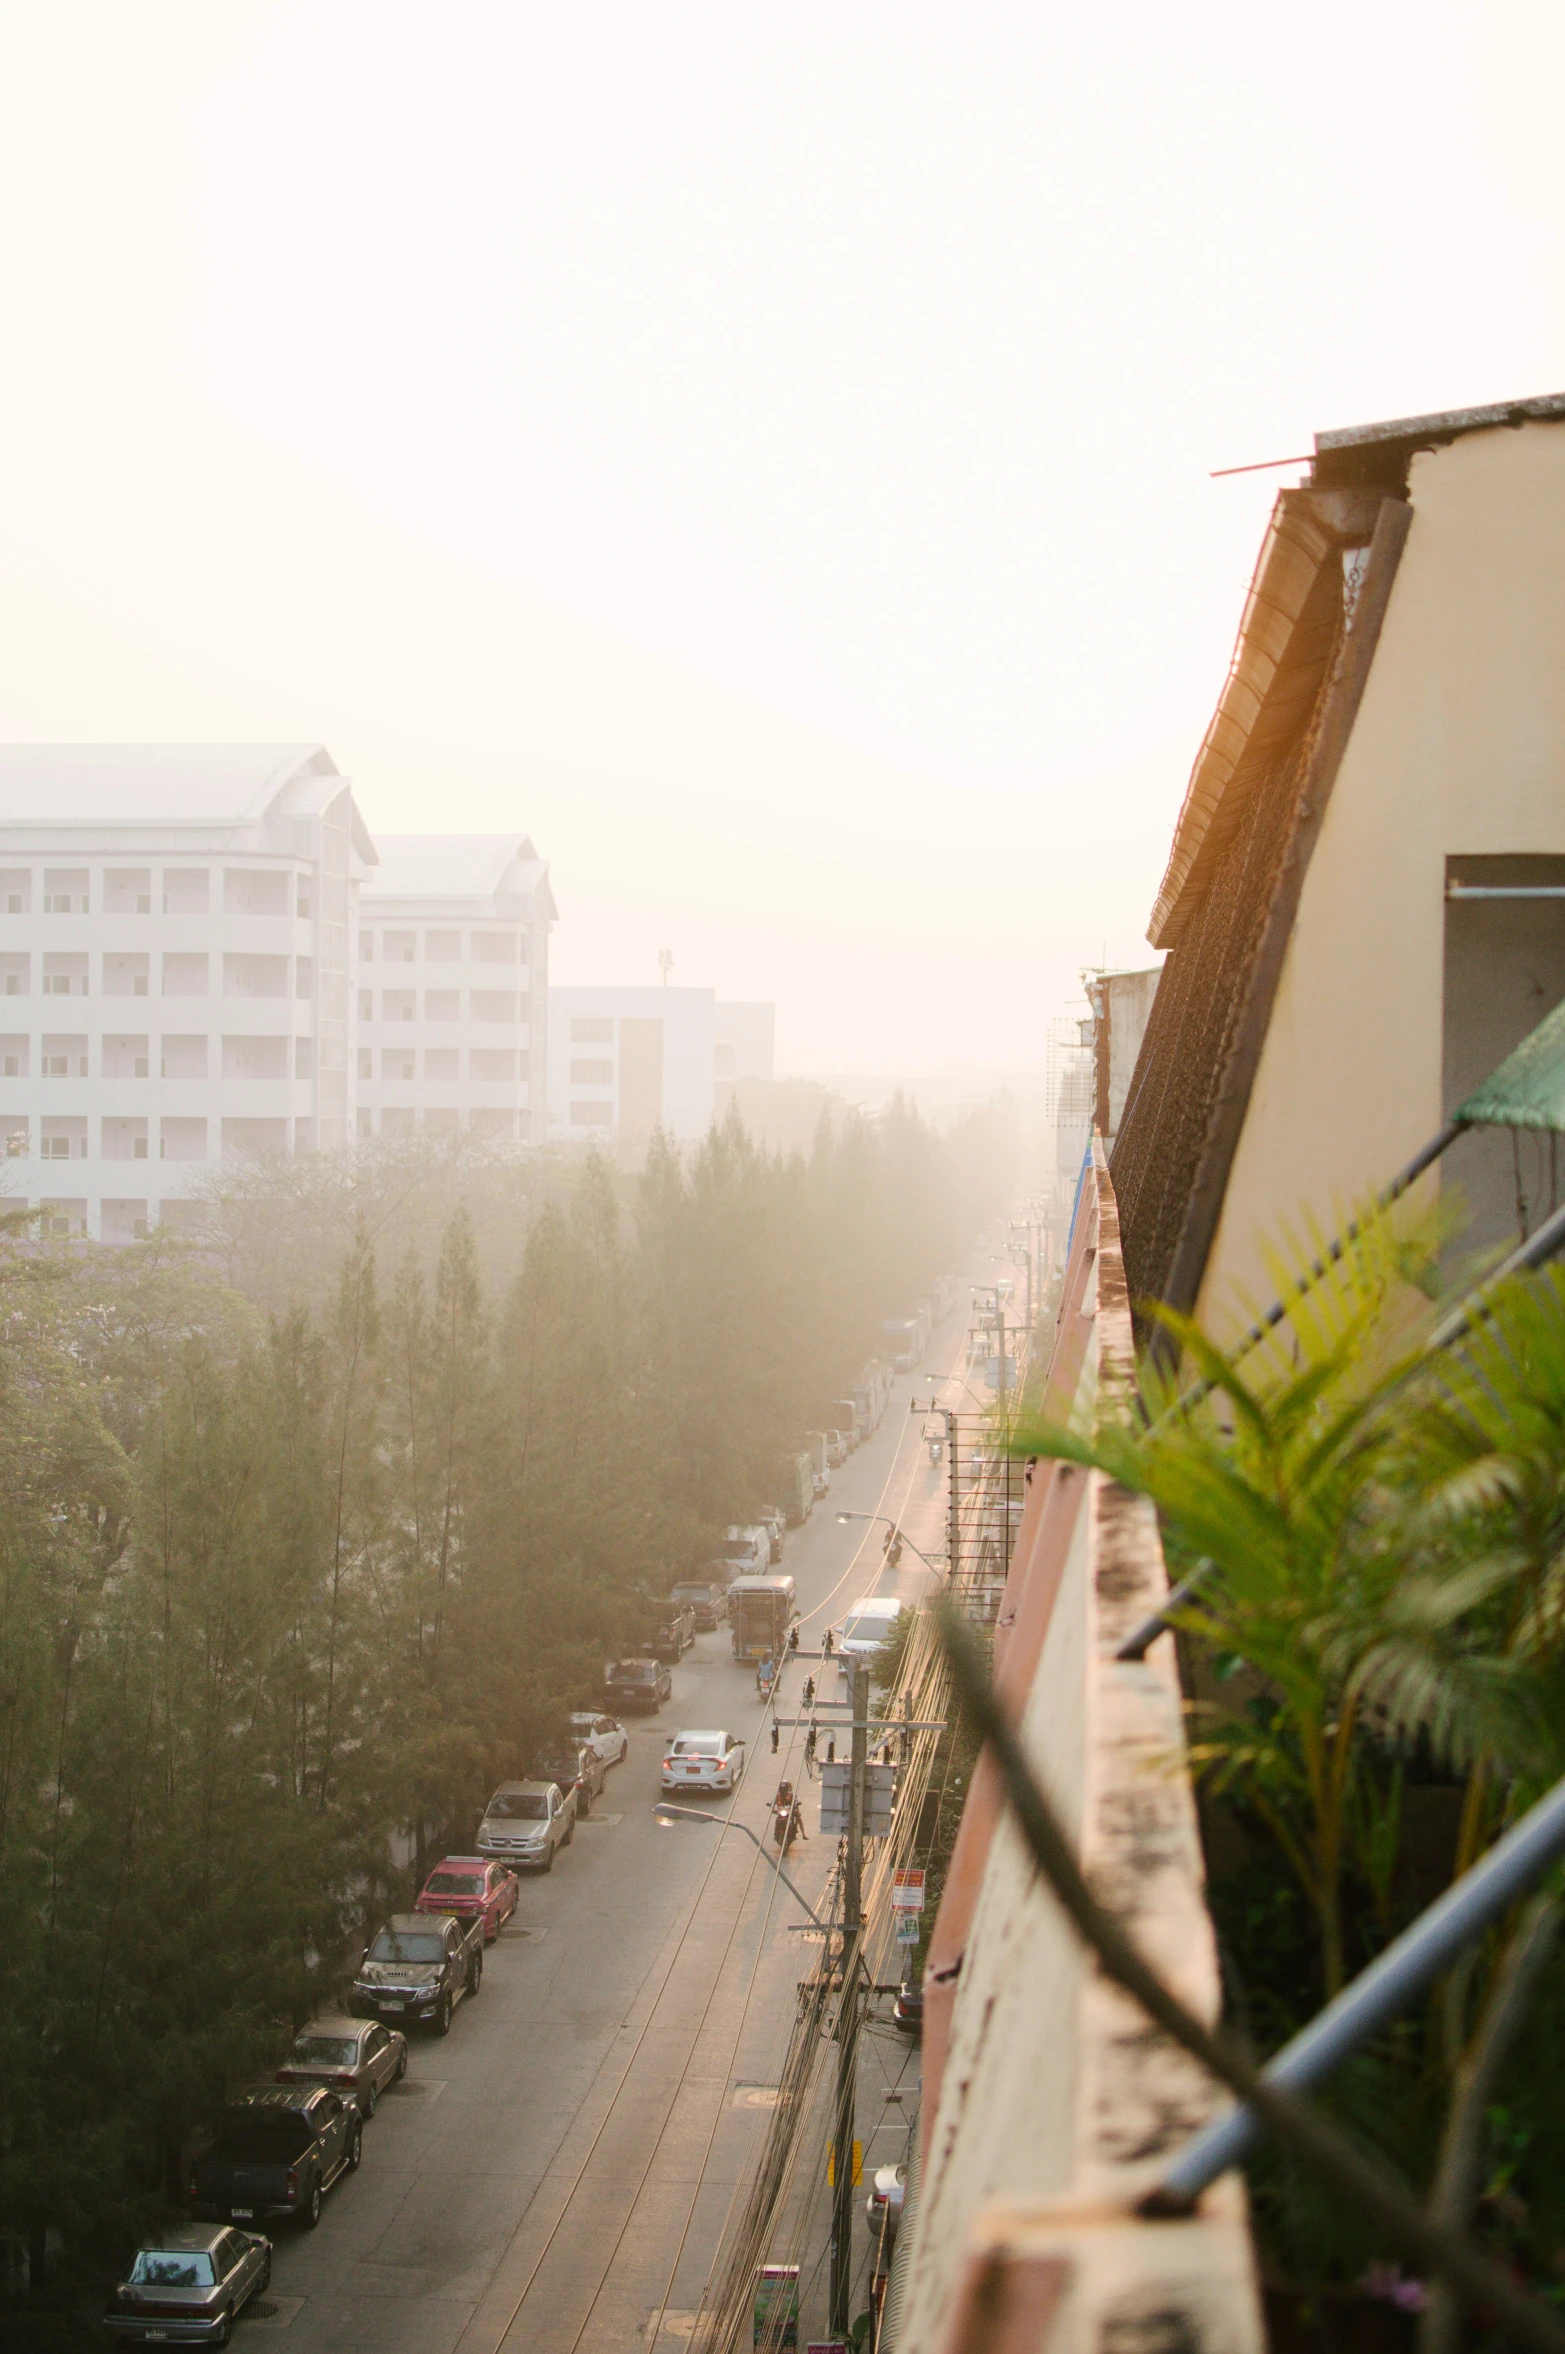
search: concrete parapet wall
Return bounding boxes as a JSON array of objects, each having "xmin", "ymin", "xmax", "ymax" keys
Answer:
[{"xmin": 895, "ymin": 1147, "xmax": 1264, "ymax": 2354}]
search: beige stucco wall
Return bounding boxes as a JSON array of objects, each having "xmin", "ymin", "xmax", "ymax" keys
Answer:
[{"xmin": 1198, "ymin": 418, "xmax": 1565, "ymax": 1335}]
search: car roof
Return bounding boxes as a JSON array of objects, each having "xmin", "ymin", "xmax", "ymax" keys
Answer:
[
  {"xmin": 385, "ymin": 1910, "xmax": 454, "ymax": 1929},
  {"xmin": 233, "ymin": 2082, "xmax": 325, "ymax": 2111},
  {"xmin": 493, "ymin": 1779, "xmax": 556, "ymax": 1798},
  {"xmin": 671, "ymin": 1728, "xmax": 731, "ymax": 1742},
  {"xmin": 428, "ymin": 1855, "xmax": 489, "ymax": 1870},
  {"xmin": 134, "ymin": 2227, "xmax": 229, "ymax": 2255},
  {"xmin": 295, "ymin": 2014, "xmax": 365, "ymax": 2038},
  {"xmin": 842, "ymin": 1595, "xmax": 903, "ymax": 1616}
]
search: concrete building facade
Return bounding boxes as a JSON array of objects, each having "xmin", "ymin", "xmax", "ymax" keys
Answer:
[
  {"xmin": 548, "ymin": 986, "xmax": 773, "ymax": 1149},
  {"xmin": 356, "ymin": 836, "xmax": 556, "ymax": 1146},
  {"xmin": 0, "ymin": 744, "xmax": 374, "ymax": 1238},
  {"xmin": 1110, "ymin": 390, "xmax": 1565, "ymax": 1337}
]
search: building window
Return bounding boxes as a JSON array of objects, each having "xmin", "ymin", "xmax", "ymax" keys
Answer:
[
  {"xmin": 384, "ymin": 991, "xmax": 416, "ymax": 1022},
  {"xmin": 425, "ymin": 931, "xmax": 460, "ymax": 961},
  {"xmin": 105, "ymin": 871, "xmax": 152, "ymax": 914},
  {"xmin": 471, "ymin": 991, "xmax": 515, "ymax": 1023},
  {"xmin": 163, "ymin": 954, "xmax": 209, "ymax": 997},
  {"xmin": 473, "ymin": 933, "xmax": 516, "ymax": 963},
  {"xmin": 160, "ymin": 1119, "xmax": 208, "ymax": 1162},
  {"xmin": 382, "ymin": 1048, "xmax": 416, "ymax": 1080},
  {"xmin": 356, "ymin": 1107, "xmax": 373, "ymax": 1139},
  {"xmin": 224, "ymin": 869, "xmax": 290, "ymax": 917},
  {"xmin": 359, "ymin": 989, "xmax": 374, "ymax": 1020},
  {"xmin": 425, "ymin": 990, "xmax": 459, "ymax": 1021},
  {"xmin": 571, "ymin": 1059, "xmax": 613, "ymax": 1084},
  {"xmin": 162, "ymin": 870, "xmax": 209, "ymax": 915},
  {"xmin": 571, "ymin": 1018, "xmax": 614, "ymax": 1044},
  {"xmin": 160, "ymin": 1036, "xmax": 207, "ymax": 1080},
  {"xmin": 570, "ymin": 1101, "xmax": 614, "ymax": 1126},
  {"xmin": 43, "ymin": 870, "xmax": 89, "ymax": 913},
  {"xmin": 358, "ymin": 1047, "xmax": 372, "ymax": 1079},
  {"xmin": 425, "ymin": 1048, "xmax": 460, "ymax": 1080},
  {"xmin": 470, "ymin": 1048, "xmax": 516, "ymax": 1080},
  {"xmin": 360, "ymin": 932, "xmax": 374, "ymax": 961},
  {"xmin": 0, "ymin": 871, "xmax": 30, "ymax": 914},
  {"xmin": 384, "ymin": 931, "xmax": 416, "ymax": 963}
]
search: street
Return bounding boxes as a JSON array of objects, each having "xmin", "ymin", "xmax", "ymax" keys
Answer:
[{"xmin": 252, "ymin": 1296, "xmax": 974, "ymax": 2354}]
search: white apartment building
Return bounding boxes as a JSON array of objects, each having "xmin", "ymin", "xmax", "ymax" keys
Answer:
[
  {"xmin": 0, "ymin": 745, "xmax": 375, "ymax": 1239},
  {"xmin": 547, "ymin": 988, "xmax": 774, "ymax": 1147},
  {"xmin": 357, "ymin": 836, "xmax": 556, "ymax": 1145}
]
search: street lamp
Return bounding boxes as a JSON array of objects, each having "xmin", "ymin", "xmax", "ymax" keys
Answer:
[
  {"xmin": 651, "ymin": 1802, "xmax": 827, "ymax": 1926},
  {"xmin": 833, "ymin": 1510, "xmax": 945, "ymax": 1580}
]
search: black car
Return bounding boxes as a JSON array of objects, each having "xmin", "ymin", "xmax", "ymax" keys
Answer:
[
  {"xmin": 605, "ymin": 1656, "xmax": 672, "ymax": 1712},
  {"xmin": 350, "ymin": 1909, "xmax": 485, "ymax": 2034},
  {"xmin": 188, "ymin": 2083, "xmax": 360, "ymax": 2230},
  {"xmin": 528, "ymin": 1736, "xmax": 607, "ymax": 1815},
  {"xmin": 892, "ymin": 1977, "xmax": 923, "ymax": 2038},
  {"xmin": 104, "ymin": 2225, "xmax": 271, "ymax": 2346}
]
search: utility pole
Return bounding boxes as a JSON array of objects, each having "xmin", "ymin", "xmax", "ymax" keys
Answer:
[{"xmin": 830, "ymin": 1656, "xmax": 869, "ymax": 2338}]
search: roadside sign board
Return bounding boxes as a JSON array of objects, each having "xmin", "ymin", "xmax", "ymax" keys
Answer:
[
  {"xmin": 895, "ymin": 1915, "xmax": 920, "ymax": 1945},
  {"xmin": 891, "ymin": 1868, "xmax": 925, "ymax": 1912}
]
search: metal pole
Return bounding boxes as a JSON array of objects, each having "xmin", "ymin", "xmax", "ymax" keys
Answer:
[
  {"xmin": 1152, "ymin": 1770, "xmax": 1565, "ymax": 2207},
  {"xmin": 830, "ymin": 1658, "xmax": 869, "ymax": 2337}
]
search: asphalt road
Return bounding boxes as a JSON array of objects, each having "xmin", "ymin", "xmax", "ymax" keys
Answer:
[{"xmin": 253, "ymin": 1294, "xmax": 977, "ymax": 2354}]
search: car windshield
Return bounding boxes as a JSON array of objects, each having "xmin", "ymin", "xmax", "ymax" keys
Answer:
[
  {"xmin": 290, "ymin": 2035, "xmax": 358, "ymax": 2066},
  {"xmin": 424, "ymin": 1872, "xmax": 483, "ymax": 1896},
  {"xmin": 488, "ymin": 1793, "xmax": 548, "ymax": 1820},
  {"xmin": 130, "ymin": 2253, "xmax": 217, "ymax": 2288},
  {"xmin": 672, "ymin": 1735, "xmax": 722, "ymax": 1756},
  {"xmin": 617, "ymin": 1662, "xmax": 657, "ymax": 1682},
  {"xmin": 367, "ymin": 1929, "xmax": 445, "ymax": 1962},
  {"xmin": 212, "ymin": 2113, "xmax": 313, "ymax": 2162}
]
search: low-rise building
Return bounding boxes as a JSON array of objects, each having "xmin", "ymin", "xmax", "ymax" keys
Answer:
[
  {"xmin": 0, "ymin": 744, "xmax": 374, "ymax": 1238},
  {"xmin": 356, "ymin": 835, "xmax": 556, "ymax": 1145}
]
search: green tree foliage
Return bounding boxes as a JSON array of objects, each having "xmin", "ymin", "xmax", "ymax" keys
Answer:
[{"xmin": 0, "ymin": 1099, "xmax": 1002, "ymax": 2336}]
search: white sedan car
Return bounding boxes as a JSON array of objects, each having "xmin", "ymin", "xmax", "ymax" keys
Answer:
[
  {"xmin": 661, "ymin": 1729, "xmax": 746, "ymax": 1794},
  {"xmin": 569, "ymin": 1711, "xmax": 630, "ymax": 1769}
]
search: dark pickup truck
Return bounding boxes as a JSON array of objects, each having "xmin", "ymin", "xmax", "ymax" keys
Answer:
[
  {"xmin": 349, "ymin": 1909, "xmax": 484, "ymax": 2037},
  {"xmin": 188, "ymin": 2083, "xmax": 361, "ymax": 2231},
  {"xmin": 605, "ymin": 1656, "xmax": 672, "ymax": 1712}
]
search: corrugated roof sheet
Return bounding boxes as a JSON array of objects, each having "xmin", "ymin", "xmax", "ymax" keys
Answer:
[{"xmin": 1456, "ymin": 998, "xmax": 1565, "ymax": 1134}]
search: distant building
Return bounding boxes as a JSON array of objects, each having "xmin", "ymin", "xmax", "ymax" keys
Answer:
[
  {"xmin": 1084, "ymin": 967, "xmax": 1161, "ymax": 1150},
  {"xmin": 0, "ymin": 744, "xmax": 374, "ymax": 1239},
  {"xmin": 548, "ymin": 987, "xmax": 775, "ymax": 1148},
  {"xmin": 356, "ymin": 836, "xmax": 556, "ymax": 1146}
]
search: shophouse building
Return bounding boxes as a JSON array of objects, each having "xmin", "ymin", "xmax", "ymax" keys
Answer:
[
  {"xmin": 356, "ymin": 835, "xmax": 555, "ymax": 1145},
  {"xmin": 0, "ymin": 744, "xmax": 374, "ymax": 1240}
]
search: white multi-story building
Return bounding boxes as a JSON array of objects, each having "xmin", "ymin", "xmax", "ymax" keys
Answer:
[
  {"xmin": 0, "ymin": 744, "xmax": 375, "ymax": 1239},
  {"xmin": 356, "ymin": 836, "xmax": 555, "ymax": 1145},
  {"xmin": 547, "ymin": 987, "xmax": 775, "ymax": 1148}
]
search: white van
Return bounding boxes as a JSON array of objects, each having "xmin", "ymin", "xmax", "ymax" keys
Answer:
[{"xmin": 831, "ymin": 1594, "xmax": 906, "ymax": 1673}]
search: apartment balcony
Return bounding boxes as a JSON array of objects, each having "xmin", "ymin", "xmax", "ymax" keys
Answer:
[{"xmin": 891, "ymin": 1145, "xmax": 1263, "ymax": 2354}]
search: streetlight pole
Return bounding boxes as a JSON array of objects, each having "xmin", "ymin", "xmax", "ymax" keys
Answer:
[
  {"xmin": 650, "ymin": 1802, "xmax": 826, "ymax": 1925},
  {"xmin": 833, "ymin": 1509, "xmax": 945, "ymax": 1580},
  {"xmin": 830, "ymin": 1657, "xmax": 869, "ymax": 2339}
]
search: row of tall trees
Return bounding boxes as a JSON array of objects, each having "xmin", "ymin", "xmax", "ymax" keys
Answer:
[{"xmin": 0, "ymin": 1103, "xmax": 1008, "ymax": 2338}]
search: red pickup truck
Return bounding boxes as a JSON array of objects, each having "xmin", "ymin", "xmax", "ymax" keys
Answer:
[{"xmin": 414, "ymin": 1856, "xmax": 518, "ymax": 1944}]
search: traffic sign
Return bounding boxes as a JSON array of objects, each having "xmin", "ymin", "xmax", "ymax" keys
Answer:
[{"xmin": 891, "ymin": 1868, "xmax": 925, "ymax": 1912}]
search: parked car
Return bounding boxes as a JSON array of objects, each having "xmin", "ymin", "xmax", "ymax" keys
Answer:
[
  {"xmin": 475, "ymin": 1777, "xmax": 577, "ymax": 1871},
  {"xmin": 350, "ymin": 1910, "xmax": 484, "ymax": 2036},
  {"xmin": 719, "ymin": 1527, "xmax": 770, "ymax": 1578},
  {"xmin": 569, "ymin": 1709, "xmax": 629, "ymax": 1768},
  {"xmin": 105, "ymin": 2225, "xmax": 271, "ymax": 2345},
  {"xmin": 605, "ymin": 1656, "xmax": 672, "ymax": 1712},
  {"xmin": 754, "ymin": 1508, "xmax": 787, "ymax": 1560},
  {"xmin": 188, "ymin": 2083, "xmax": 361, "ymax": 2231},
  {"xmin": 527, "ymin": 1737, "xmax": 606, "ymax": 1815},
  {"xmin": 275, "ymin": 2014, "xmax": 407, "ymax": 2120},
  {"xmin": 824, "ymin": 1429, "xmax": 848, "ymax": 1468},
  {"xmin": 650, "ymin": 1605, "xmax": 696, "ymax": 1662},
  {"xmin": 660, "ymin": 1728, "xmax": 747, "ymax": 1795},
  {"xmin": 670, "ymin": 1579, "xmax": 727, "ymax": 1630},
  {"xmin": 892, "ymin": 1975, "xmax": 923, "ymax": 2038},
  {"xmin": 415, "ymin": 1854, "xmax": 519, "ymax": 1940}
]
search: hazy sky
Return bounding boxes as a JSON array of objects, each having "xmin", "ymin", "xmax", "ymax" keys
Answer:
[{"xmin": 1, "ymin": 5, "xmax": 1561, "ymax": 1074}]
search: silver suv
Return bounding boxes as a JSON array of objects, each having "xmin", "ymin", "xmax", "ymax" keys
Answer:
[{"xmin": 476, "ymin": 1779, "xmax": 577, "ymax": 1874}]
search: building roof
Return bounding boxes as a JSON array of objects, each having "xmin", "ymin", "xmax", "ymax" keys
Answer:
[
  {"xmin": 364, "ymin": 833, "xmax": 554, "ymax": 914},
  {"xmin": 0, "ymin": 743, "xmax": 341, "ymax": 827}
]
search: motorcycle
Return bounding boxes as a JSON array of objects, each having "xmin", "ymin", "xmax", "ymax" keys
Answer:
[
  {"xmin": 927, "ymin": 1437, "xmax": 943, "ymax": 1466},
  {"xmin": 756, "ymin": 1655, "xmax": 777, "ymax": 1702},
  {"xmin": 772, "ymin": 1780, "xmax": 804, "ymax": 1850}
]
